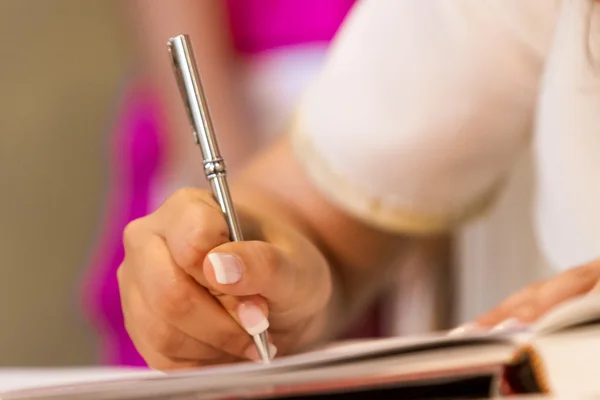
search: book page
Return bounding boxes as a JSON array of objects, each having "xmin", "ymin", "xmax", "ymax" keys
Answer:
[
  {"xmin": 2, "ymin": 340, "xmax": 515, "ymax": 400},
  {"xmin": 0, "ymin": 368, "xmax": 160, "ymax": 392},
  {"xmin": 265, "ymin": 329, "xmax": 513, "ymax": 369},
  {"xmin": 7, "ymin": 296, "xmax": 599, "ymax": 400},
  {"xmin": 533, "ymin": 324, "xmax": 600, "ymax": 397},
  {"xmin": 532, "ymin": 293, "xmax": 600, "ymax": 336},
  {"xmin": 498, "ymin": 295, "xmax": 600, "ymax": 398},
  {"xmin": 148, "ymin": 327, "xmax": 515, "ymax": 384},
  {"xmin": 1, "ymin": 328, "xmax": 516, "ymax": 399}
]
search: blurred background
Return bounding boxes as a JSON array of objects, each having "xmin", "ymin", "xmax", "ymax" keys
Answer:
[{"xmin": 0, "ymin": 0, "xmax": 128, "ymax": 365}]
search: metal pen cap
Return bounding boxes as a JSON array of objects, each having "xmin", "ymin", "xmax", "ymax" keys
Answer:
[
  {"xmin": 167, "ymin": 34, "xmax": 271, "ymax": 363},
  {"xmin": 167, "ymin": 34, "xmax": 244, "ymax": 242}
]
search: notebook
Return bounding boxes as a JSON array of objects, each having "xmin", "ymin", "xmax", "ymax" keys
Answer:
[{"xmin": 2, "ymin": 293, "xmax": 600, "ymax": 399}]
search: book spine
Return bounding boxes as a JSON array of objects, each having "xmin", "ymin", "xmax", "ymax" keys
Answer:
[{"xmin": 496, "ymin": 345, "xmax": 552, "ymax": 396}]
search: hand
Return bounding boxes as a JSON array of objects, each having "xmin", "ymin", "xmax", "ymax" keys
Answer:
[
  {"xmin": 118, "ymin": 188, "xmax": 332, "ymax": 370},
  {"xmin": 474, "ymin": 259, "xmax": 600, "ymax": 328}
]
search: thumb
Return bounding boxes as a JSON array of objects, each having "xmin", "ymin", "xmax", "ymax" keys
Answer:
[
  {"xmin": 199, "ymin": 241, "xmax": 288, "ymax": 340},
  {"xmin": 202, "ymin": 239, "xmax": 331, "ymax": 325},
  {"xmin": 202, "ymin": 241, "xmax": 298, "ymax": 305}
]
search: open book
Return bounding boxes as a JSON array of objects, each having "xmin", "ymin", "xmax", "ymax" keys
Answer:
[{"xmin": 2, "ymin": 293, "xmax": 600, "ymax": 399}]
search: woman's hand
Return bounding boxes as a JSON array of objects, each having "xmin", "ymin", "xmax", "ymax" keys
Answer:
[
  {"xmin": 475, "ymin": 259, "xmax": 600, "ymax": 328},
  {"xmin": 117, "ymin": 188, "xmax": 333, "ymax": 370}
]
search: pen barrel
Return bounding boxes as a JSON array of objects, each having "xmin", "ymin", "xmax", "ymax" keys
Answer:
[
  {"xmin": 169, "ymin": 35, "xmax": 244, "ymax": 242},
  {"xmin": 168, "ymin": 33, "xmax": 271, "ymax": 362},
  {"xmin": 210, "ymin": 174, "xmax": 244, "ymax": 242},
  {"xmin": 168, "ymin": 34, "xmax": 222, "ymax": 161}
]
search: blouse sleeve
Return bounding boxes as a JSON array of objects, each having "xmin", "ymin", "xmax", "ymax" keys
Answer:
[
  {"xmin": 290, "ymin": 0, "xmax": 557, "ymax": 234},
  {"xmin": 534, "ymin": 0, "xmax": 600, "ymax": 271}
]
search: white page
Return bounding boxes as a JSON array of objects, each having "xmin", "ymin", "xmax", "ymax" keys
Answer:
[
  {"xmin": 261, "ymin": 329, "xmax": 509, "ymax": 369},
  {"xmin": 532, "ymin": 293, "xmax": 600, "ymax": 336},
  {"xmin": 125, "ymin": 328, "xmax": 511, "ymax": 385},
  {"xmin": 2, "ymin": 341, "xmax": 514, "ymax": 400},
  {"xmin": 0, "ymin": 368, "xmax": 161, "ymax": 392},
  {"xmin": 1, "ymin": 328, "xmax": 514, "ymax": 399},
  {"xmin": 4, "ymin": 296, "xmax": 599, "ymax": 398}
]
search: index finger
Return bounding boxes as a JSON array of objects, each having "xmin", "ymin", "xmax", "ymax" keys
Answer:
[
  {"xmin": 149, "ymin": 188, "xmax": 231, "ymax": 283},
  {"xmin": 476, "ymin": 261, "xmax": 600, "ymax": 326}
]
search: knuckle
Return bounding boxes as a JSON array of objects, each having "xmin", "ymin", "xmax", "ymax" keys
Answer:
[
  {"xmin": 176, "ymin": 207, "xmax": 228, "ymax": 272},
  {"xmin": 123, "ymin": 220, "xmax": 139, "ymax": 248},
  {"xmin": 168, "ymin": 187, "xmax": 199, "ymax": 205},
  {"xmin": 182, "ymin": 206, "xmax": 216, "ymax": 239},
  {"xmin": 168, "ymin": 187, "xmax": 214, "ymax": 211},
  {"xmin": 122, "ymin": 218, "xmax": 146, "ymax": 251}
]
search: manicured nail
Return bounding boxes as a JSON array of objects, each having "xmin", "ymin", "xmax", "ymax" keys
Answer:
[
  {"xmin": 448, "ymin": 322, "xmax": 482, "ymax": 336},
  {"xmin": 244, "ymin": 343, "xmax": 278, "ymax": 362},
  {"xmin": 237, "ymin": 302, "xmax": 269, "ymax": 336},
  {"xmin": 491, "ymin": 318, "xmax": 527, "ymax": 332},
  {"xmin": 208, "ymin": 253, "xmax": 243, "ymax": 284},
  {"xmin": 269, "ymin": 343, "xmax": 278, "ymax": 359}
]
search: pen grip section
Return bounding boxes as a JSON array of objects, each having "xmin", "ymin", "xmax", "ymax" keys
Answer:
[{"xmin": 210, "ymin": 174, "xmax": 244, "ymax": 242}]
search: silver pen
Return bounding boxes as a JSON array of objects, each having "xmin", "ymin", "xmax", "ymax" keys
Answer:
[{"xmin": 167, "ymin": 34, "xmax": 271, "ymax": 363}]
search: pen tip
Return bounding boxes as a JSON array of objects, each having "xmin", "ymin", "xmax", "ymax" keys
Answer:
[{"xmin": 253, "ymin": 332, "xmax": 271, "ymax": 363}]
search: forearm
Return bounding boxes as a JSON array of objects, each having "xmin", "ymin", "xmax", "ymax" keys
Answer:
[
  {"xmin": 234, "ymin": 138, "xmax": 416, "ymax": 339},
  {"xmin": 125, "ymin": 0, "xmax": 256, "ymax": 177}
]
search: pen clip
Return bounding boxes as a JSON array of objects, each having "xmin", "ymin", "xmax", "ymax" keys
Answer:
[
  {"xmin": 167, "ymin": 39, "xmax": 198, "ymax": 145},
  {"xmin": 167, "ymin": 34, "xmax": 222, "ymax": 163}
]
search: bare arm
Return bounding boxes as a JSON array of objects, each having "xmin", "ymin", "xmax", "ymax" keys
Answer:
[
  {"xmin": 125, "ymin": 0, "xmax": 256, "ymax": 181},
  {"xmin": 234, "ymin": 137, "xmax": 413, "ymax": 338}
]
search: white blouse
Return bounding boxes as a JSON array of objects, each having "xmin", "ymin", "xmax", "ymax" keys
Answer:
[
  {"xmin": 290, "ymin": 0, "xmax": 600, "ymax": 324},
  {"xmin": 291, "ymin": 0, "xmax": 599, "ymax": 267}
]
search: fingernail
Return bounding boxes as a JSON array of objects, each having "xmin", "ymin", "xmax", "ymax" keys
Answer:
[
  {"xmin": 208, "ymin": 253, "xmax": 243, "ymax": 284},
  {"xmin": 448, "ymin": 322, "xmax": 482, "ymax": 336},
  {"xmin": 491, "ymin": 318, "xmax": 528, "ymax": 332},
  {"xmin": 269, "ymin": 343, "xmax": 278, "ymax": 359},
  {"xmin": 244, "ymin": 343, "xmax": 278, "ymax": 362},
  {"xmin": 237, "ymin": 302, "xmax": 269, "ymax": 336}
]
